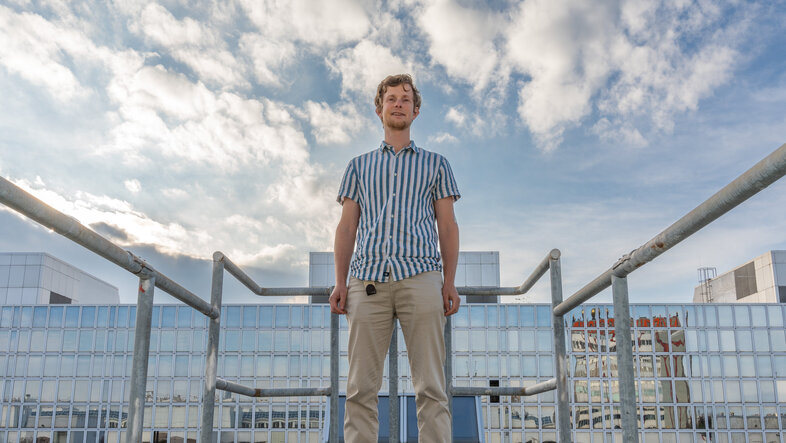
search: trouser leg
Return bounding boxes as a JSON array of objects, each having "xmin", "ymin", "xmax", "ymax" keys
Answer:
[
  {"xmin": 395, "ymin": 271, "xmax": 451, "ymax": 443},
  {"xmin": 344, "ymin": 276, "xmax": 394, "ymax": 443}
]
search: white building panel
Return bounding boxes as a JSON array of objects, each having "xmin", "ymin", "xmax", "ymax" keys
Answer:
[
  {"xmin": 0, "ymin": 252, "xmax": 118, "ymax": 305},
  {"xmin": 454, "ymin": 264, "xmax": 467, "ymax": 287}
]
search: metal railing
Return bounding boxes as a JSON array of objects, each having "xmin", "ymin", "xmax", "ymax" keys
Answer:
[{"xmin": 1, "ymin": 141, "xmax": 784, "ymax": 443}]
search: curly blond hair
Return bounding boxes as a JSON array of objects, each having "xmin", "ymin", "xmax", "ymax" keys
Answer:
[{"xmin": 374, "ymin": 74, "xmax": 421, "ymax": 113}]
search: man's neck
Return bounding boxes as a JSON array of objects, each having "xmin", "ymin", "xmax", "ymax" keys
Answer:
[{"xmin": 383, "ymin": 128, "xmax": 411, "ymax": 153}]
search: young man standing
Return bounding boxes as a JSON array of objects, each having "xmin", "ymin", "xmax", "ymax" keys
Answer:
[{"xmin": 330, "ymin": 74, "xmax": 461, "ymax": 442}]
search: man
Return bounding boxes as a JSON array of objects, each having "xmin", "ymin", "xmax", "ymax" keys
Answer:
[{"xmin": 329, "ymin": 73, "xmax": 461, "ymax": 442}]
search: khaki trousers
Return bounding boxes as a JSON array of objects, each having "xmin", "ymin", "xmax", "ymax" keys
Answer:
[{"xmin": 344, "ymin": 270, "xmax": 451, "ymax": 443}]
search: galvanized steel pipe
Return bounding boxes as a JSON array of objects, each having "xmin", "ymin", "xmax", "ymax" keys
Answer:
[
  {"xmin": 555, "ymin": 141, "xmax": 786, "ymax": 316},
  {"xmin": 215, "ymin": 378, "xmax": 331, "ymax": 397},
  {"xmin": 548, "ymin": 253, "xmax": 571, "ymax": 443},
  {"xmin": 515, "ymin": 250, "xmax": 557, "ymax": 294},
  {"xmin": 451, "ymin": 378, "xmax": 556, "ymax": 396},
  {"xmin": 444, "ymin": 316, "xmax": 453, "ymax": 442},
  {"xmin": 388, "ymin": 321, "xmax": 399, "ymax": 443},
  {"xmin": 612, "ymin": 275, "xmax": 639, "ymax": 441},
  {"xmin": 200, "ymin": 258, "xmax": 224, "ymax": 443},
  {"xmin": 126, "ymin": 276, "xmax": 155, "ymax": 443},
  {"xmin": 329, "ymin": 313, "xmax": 339, "ymax": 443}
]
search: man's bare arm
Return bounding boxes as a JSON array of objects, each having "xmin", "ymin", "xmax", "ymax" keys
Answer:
[
  {"xmin": 435, "ymin": 197, "xmax": 460, "ymax": 316},
  {"xmin": 330, "ymin": 198, "xmax": 360, "ymax": 314}
]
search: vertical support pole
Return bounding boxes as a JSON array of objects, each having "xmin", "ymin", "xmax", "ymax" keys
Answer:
[
  {"xmin": 444, "ymin": 315, "xmax": 453, "ymax": 441},
  {"xmin": 127, "ymin": 275, "xmax": 155, "ymax": 443},
  {"xmin": 200, "ymin": 258, "xmax": 224, "ymax": 443},
  {"xmin": 612, "ymin": 274, "xmax": 638, "ymax": 442},
  {"xmin": 329, "ymin": 312, "xmax": 339, "ymax": 443},
  {"xmin": 549, "ymin": 250, "xmax": 571, "ymax": 443},
  {"xmin": 388, "ymin": 320, "xmax": 399, "ymax": 443}
]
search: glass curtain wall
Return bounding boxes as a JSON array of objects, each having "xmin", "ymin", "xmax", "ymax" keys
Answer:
[{"xmin": 0, "ymin": 303, "xmax": 784, "ymax": 443}]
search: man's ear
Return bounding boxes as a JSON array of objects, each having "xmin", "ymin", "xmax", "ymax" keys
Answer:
[
  {"xmin": 413, "ymin": 107, "xmax": 420, "ymax": 119},
  {"xmin": 375, "ymin": 107, "xmax": 383, "ymax": 121}
]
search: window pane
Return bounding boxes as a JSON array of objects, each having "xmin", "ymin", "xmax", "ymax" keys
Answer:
[
  {"xmin": 734, "ymin": 306, "xmax": 749, "ymax": 327},
  {"xmin": 536, "ymin": 306, "xmax": 551, "ymax": 327},
  {"xmin": 259, "ymin": 307, "xmax": 273, "ymax": 328},
  {"xmin": 243, "ymin": 307, "xmax": 256, "ymax": 328},
  {"xmin": 65, "ymin": 307, "xmax": 80, "ymax": 327},
  {"xmin": 97, "ymin": 306, "xmax": 109, "ymax": 327},
  {"xmin": 454, "ymin": 330, "xmax": 468, "ymax": 352},
  {"xmin": 78, "ymin": 331, "xmax": 94, "ymax": 352},
  {"xmin": 275, "ymin": 307, "xmax": 288, "ymax": 327},
  {"xmin": 81, "ymin": 307, "xmax": 96, "ymax": 327},
  {"xmin": 290, "ymin": 307, "xmax": 302, "ymax": 327},
  {"xmin": 226, "ymin": 307, "xmax": 241, "ymax": 328},
  {"xmin": 753, "ymin": 330, "xmax": 770, "ymax": 352},
  {"xmin": 160, "ymin": 331, "xmax": 175, "ymax": 352},
  {"xmin": 177, "ymin": 307, "xmax": 192, "ymax": 328},
  {"xmin": 225, "ymin": 331, "xmax": 240, "ymax": 352},
  {"xmin": 766, "ymin": 305, "xmax": 783, "ymax": 327},
  {"xmin": 117, "ymin": 306, "xmax": 129, "ymax": 328},
  {"xmin": 33, "ymin": 307, "xmax": 48, "ymax": 327},
  {"xmin": 161, "ymin": 306, "xmax": 176, "ymax": 328},
  {"xmin": 715, "ymin": 305, "xmax": 733, "ymax": 327}
]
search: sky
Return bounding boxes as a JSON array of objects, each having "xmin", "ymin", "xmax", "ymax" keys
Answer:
[{"xmin": 1, "ymin": 0, "xmax": 785, "ymax": 305}]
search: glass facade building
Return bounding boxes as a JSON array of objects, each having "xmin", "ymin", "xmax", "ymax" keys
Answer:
[{"xmin": 1, "ymin": 302, "xmax": 785, "ymax": 443}]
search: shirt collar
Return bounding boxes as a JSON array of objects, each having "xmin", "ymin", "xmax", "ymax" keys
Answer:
[{"xmin": 379, "ymin": 140, "xmax": 418, "ymax": 154}]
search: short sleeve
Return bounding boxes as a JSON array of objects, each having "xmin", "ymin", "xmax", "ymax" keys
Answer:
[
  {"xmin": 336, "ymin": 161, "xmax": 360, "ymax": 205},
  {"xmin": 433, "ymin": 156, "xmax": 461, "ymax": 202}
]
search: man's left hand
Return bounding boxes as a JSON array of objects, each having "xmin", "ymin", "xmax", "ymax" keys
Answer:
[{"xmin": 442, "ymin": 282, "xmax": 460, "ymax": 316}]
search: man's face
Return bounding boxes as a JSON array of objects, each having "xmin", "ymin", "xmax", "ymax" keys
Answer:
[{"xmin": 376, "ymin": 84, "xmax": 419, "ymax": 131}]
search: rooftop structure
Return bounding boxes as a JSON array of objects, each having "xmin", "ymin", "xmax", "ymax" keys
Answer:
[
  {"xmin": 0, "ymin": 253, "xmax": 119, "ymax": 305},
  {"xmin": 693, "ymin": 251, "xmax": 786, "ymax": 303}
]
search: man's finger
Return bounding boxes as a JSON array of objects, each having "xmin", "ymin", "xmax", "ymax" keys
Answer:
[{"xmin": 339, "ymin": 293, "xmax": 347, "ymax": 313}]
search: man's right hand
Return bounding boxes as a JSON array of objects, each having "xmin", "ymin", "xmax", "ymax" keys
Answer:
[{"xmin": 329, "ymin": 284, "xmax": 348, "ymax": 314}]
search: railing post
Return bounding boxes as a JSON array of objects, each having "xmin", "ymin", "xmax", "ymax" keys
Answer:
[
  {"xmin": 126, "ymin": 275, "xmax": 155, "ymax": 443},
  {"xmin": 444, "ymin": 315, "xmax": 453, "ymax": 441},
  {"xmin": 548, "ymin": 250, "xmax": 571, "ymax": 443},
  {"xmin": 200, "ymin": 256, "xmax": 224, "ymax": 443},
  {"xmin": 389, "ymin": 320, "xmax": 399, "ymax": 443},
  {"xmin": 611, "ymin": 275, "xmax": 638, "ymax": 442},
  {"xmin": 329, "ymin": 313, "xmax": 339, "ymax": 443}
]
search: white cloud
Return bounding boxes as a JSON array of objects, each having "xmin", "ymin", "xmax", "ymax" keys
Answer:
[
  {"xmin": 327, "ymin": 40, "xmax": 415, "ymax": 100},
  {"xmin": 239, "ymin": 0, "xmax": 372, "ymax": 47},
  {"xmin": 591, "ymin": 118, "xmax": 647, "ymax": 148},
  {"xmin": 445, "ymin": 107, "xmax": 466, "ymax": 126},
  {"xmin": 502, "ymin": 0, "xmax": 743, "ymax": 150},
  {"xmin": 428, "ymin": 132, "xmax": 458, "ymax": 144},
  {"xmin": 239, "ymin": 33, "xmax": 297, "ymax": 87},
  {"xmin": 301, "ymin": 101, "xmax": 367, "ymax": 145},
  {"xmin": 124, "ymin": 179, "xmax": 142, "ymax": 193},
  {"xmin": 103, "ymin": 64, "xmax": 309, "ymax": 171},
  {"xmin": 0, "ymin": 6, "xmax": 89, "ymax": 102},
  {"xmin": 415, "ymin": 0, "xmax": 505, "ymax": 92},
  {"xmin": 128, "ymin": 3, "xmax": 246, "ymax": 87}
]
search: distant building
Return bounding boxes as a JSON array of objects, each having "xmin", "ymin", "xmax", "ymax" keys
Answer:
[
  {"xmin": 0, "ymin": 252, "xmax": 119, "ymax": 305},
  {"xmin": 693, "ymin": 250, "xmax": 786, "ymax": 303},
  {"xmin": 308, "ymin": 251, "xmax": 501, "ymax": 303}
]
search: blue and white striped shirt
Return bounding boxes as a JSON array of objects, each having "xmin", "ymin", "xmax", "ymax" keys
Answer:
[{"xmin": 337, "ymin": 141, "xmax": 461, "ymax": 282}]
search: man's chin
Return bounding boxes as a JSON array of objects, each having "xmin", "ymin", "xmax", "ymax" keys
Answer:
[{"xmin": 384, "ymin": 120, "xmax": 411, "ymax": 131}]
